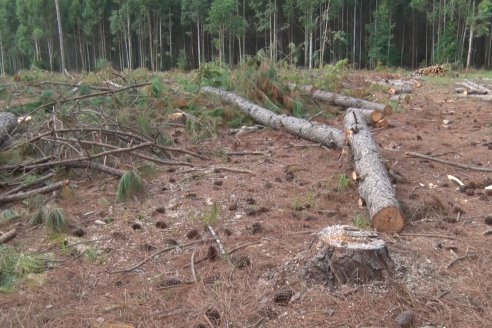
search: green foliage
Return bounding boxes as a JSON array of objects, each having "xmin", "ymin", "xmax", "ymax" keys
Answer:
[
  {"xmin": 0, "ymin": 209, "xmax": 16, "ymax": 226},
  {"xmin": 366, "ymin": 1, "xmax": 399, "ymax": 68},
  {"xmin": 201, "ymin": 202, "xmax": 219, "ymax": 226},
  {"xmin": 353, "ymin": 214, "xmax": 370, "ymax": 229},
  {"xmin": 95, "ymin": 58, "xmax": 110, "ymax": 72},
  {"xmin": 177, "ymin": 49, "xmax": 189, "ymax": 71},
  {"xmin": 195, "ymin": 62, "xmax": 232, "ymax": 89},
  {"xmin": 30, "ymin": 206, "xmax": 67, "ymax": 232},
  {"xmin": 44, "ymin": 207, "xmax": 67, "ymax": 232},
  {"xmin": 185, "ymin": 112, "xmax": 220, "ymax": 143},
  {"xmin": 435, "ymin": 23, "xmax": 458, "ymax": 64},
  {"xmin": 151, "ymin": 78, "xmax": 163, "ymax": 97},
  {"xmin": 116, "ymin": 171, "xmax": 145, "ymax": 202},
  {"xmin": 337, "ymin": 173, "xmax": 351, "ymax": 193},
  {"xmin": 0, "ymin": 245, "xmax": 51, "ymax": 293}
]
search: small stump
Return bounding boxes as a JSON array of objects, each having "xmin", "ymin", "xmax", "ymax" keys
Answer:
[{"xmin": 304, "ymin": 225, "xmax": 394, "ymax": 285}]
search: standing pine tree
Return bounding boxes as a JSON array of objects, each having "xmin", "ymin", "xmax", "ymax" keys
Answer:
[{"xmin": 366, "ymin": 0, "xmax": 398, "ymax": 68}]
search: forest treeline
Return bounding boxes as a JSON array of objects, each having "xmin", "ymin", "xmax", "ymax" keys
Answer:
[{"xmin": 0, "ymin": 0, "xmax": 491, "ymax": 74}]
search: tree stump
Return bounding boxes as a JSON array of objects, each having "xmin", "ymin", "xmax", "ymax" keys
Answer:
[{"xmin": 303, "ymin": 225, "xmax": 394, "ymax": 286}]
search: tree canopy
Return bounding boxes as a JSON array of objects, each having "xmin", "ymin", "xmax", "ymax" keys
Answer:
[{"xmin": 0, "ymin": 0, "xmax": 491, "ymax": 73}]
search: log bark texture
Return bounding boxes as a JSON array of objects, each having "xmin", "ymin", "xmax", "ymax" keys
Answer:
[
  {"xmin": 0, "ymin": 229, "xmax": 17, "ymax": 244},
  {"xmin": 202, "ymin": 86, "xmax": 345, "ymax": 149},
  {"xmin": 344, "ymin": 108, "xmax": 405, "ymax": 233},
  {"xmin": 303, "ymin": 225, "xmax": 394, "ymax": 285},
  {"xmin": 294, "ymin": 84, "xmax": 392, "ymax": 113},
  {"xmin": 388, "ymin": 85, "xmax": 413, "ymax": 95},
  {"xmin": 455, "ymin": 80, "xmax": 491, "ymax": 95},
  {"xmin": 0, "ymin": 112, "xmax": 17, "ymax": 149}
]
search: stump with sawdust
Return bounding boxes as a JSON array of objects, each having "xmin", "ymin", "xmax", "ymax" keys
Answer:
[{"xmin": 303, "ymin": 225, "xmax": 394, "ymax": 285}]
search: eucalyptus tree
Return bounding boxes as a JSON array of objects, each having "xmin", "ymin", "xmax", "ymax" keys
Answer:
[
  {"xmin": 54, "ymin": 0, "xmax": 65, "ymax": 72},
  {"xmin": 208, "ymin": 0, "xmax": 238, "ymax": 64},
  {"xmin": 182, "ymin": 0, "xmax": 210, "ymax": 68},
  {"xmin": 367, "ymin": 0, "xmax": 396, "ymax": 68},
  {"xmin": 0, "ymin": 0, "xmax": 16, "ymax": 74}
]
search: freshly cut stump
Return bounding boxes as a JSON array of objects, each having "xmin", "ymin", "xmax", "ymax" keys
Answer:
[{"xmin": 304, "ymin": 225, "xmax": 394, "ymax": 285}]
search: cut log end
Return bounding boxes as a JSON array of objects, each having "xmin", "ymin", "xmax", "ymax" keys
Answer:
[
  {"xmin": 383, "ymin": 105, "xmax": 393, "ymax": 116},
  {"xmin": 303, "ymin": 225, "xmax": 394, "ymax": 285},
  {"xmin": 372, "ymin": 207, "xmax": 405, "ymax": 233},
  {"xmin": 376, "ymin": 118, "xmax": 389, "ymax": 129},
  {"xmin": 371, "ymin": 110, "xmax": 383, "ymax": 123}
]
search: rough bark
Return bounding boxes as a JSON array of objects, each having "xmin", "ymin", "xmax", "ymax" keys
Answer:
[
  {"xmin": 0, "ymin": 229, "xmax": 17, "ymax": 244},
  {"xmin": 344, "ymin": 108, "xmax": 405, "ymax": 233},
  {"xmin": 295, "ymin": 84, "xmax": 392, "ymax": 113},
  {"xmin": 390, "ymin": 94, "xmax": 411, "ymax": 104},
  {"xmin": 456, "ymin": 80, "xmax": 490, "ymax": 95},
  {"xmin": 388, "ymin": 85, "xmax": 413, "ymax": 95},
  {"xmin": 201, "ymin": 86, "xmax": 345, "ymax": 149},
  {"xmin": 0, "ymin": 112, "xmax": 17, "ymax": 149},
  {"xmin": 303, "ymin": 225, "xmax": 394, "ymax": 285}
]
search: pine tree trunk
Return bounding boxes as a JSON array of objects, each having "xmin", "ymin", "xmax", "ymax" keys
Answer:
[
  {"xmin": 466, "ymin": 25, "xmax": 474, "ymax": 72},
  {"xmin": 197, "ymin": 20, "xmax": 201, "ymax": 68},
  {"xmin": 55, "ymin": 0, "xmax": 65, "ymax": 72},
  {"xmin": 0, "ymin": 37, "xmax": 5, "ymax": 75}
]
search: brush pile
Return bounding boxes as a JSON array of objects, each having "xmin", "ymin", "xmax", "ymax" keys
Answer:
[{"xmin": 0, "ymin": 77, "xmax": 205, "ymax": 204}]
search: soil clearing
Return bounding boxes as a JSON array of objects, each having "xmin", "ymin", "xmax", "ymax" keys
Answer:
[{"xmin": 1, "ymin": 73, "xmax": 491, "ymax": 328}]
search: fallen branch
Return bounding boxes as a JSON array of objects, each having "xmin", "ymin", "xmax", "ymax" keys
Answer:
[
  {"xmin": 66, "ymin": 162, "xmax": 125, "ymax": 177},
  {"xmin": 108, "ymin": 238, "xmax": 213, "ymax": 274},
  {"xmin": 202, "ymin": 86, "xmax": 345, "ymax": 149},
  {"xmin": 212, "ymin": 166, "xmax": 254, "ymax": 175},
  {"xmin": 190, "ymin": 250, "xmax": 198, "ymax": 283},
  {"xmin": 28, "ymin": 127, "xmax": 207, "ymax": 160},
  {"xmin": 406, "ymin": 152, "xmax": 492, "ymax": 172},
  {"xmin": 447, "ymin": 254, "xmax": 476, "ymax": 269},
  {"xmin": 207, "ymin": 225, "xmax": 226, "ymax": 256},
  {"xmin": 0, "ymin": 229, "xmax": 17, "ymax": 244},
  {"xmin": 49, "ymin": 137, "xmax": 187, "ymax": 167},
  {"xmin": 4, "ymin": 142, "xmax": 193, "ymax": 172},
  {"xmin": 3, "ymin": 172, "xmax": 56, "ymax": 195},
  {"xmin": 0, "ymin": 180, "xmax": 70, "ymax": 204},
  {"xmin": 398, "ymin": 233, "xmax": 456, "ymax": 240}
]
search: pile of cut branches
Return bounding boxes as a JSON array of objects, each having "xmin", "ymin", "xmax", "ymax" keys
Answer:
[{"xmin": 0, "ymin": 78, "xmax": 205, "ymax": 204}]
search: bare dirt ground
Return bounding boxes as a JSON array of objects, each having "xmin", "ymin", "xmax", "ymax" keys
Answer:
[{"xmin": 1, "ymin": 72, "xmax": 491, "ymax": 328}]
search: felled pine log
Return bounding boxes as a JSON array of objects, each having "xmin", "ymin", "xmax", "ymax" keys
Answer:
[
  {"xmin": 390, "ymin": 94, "xmax": 411, "ymax": 104},
  {"xmin": 344, "ymin": 108, "xmax": 405, "ymax": 233},
  {"xmin": 388, "ymin": 84, "xmax": 413, "ymax": 95},
  {"xmin": 201, "ymin": 86, "xmax": 345, "ymax": 149},
  {"xmin": 369, "ymin": 79, "xmax": 418, "ymax": 95},
  {"xmin": 455, "ymin": 80, "xmax": 490, "ymax": 95},
  {"xmin": 0, "ymin": 112, "xmax": 17, "ymax": 149},
  {"xmin": 293, "ymin": 84, "xmax": 392, "ymax": 114},
  {"xmin": 202, "ymin": 87, "xmax": 405, "ymax": 233}
]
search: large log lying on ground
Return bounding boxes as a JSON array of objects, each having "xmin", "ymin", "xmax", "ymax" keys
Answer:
[
  {"xmin": 455, "ymin": 80, "xmax": 491, "ymax": 95},
  {"xmin": 201, "ymin": 86, "xmax": 345, "ymax": 149},
  {"xmin": 293, "ymin": 84, "xmax": 392, "ymax": 114},
  {"xmin": 0, "ymin": 112, "xmax": 17, "ymax": 149},
  {"xmin": 303, "ymin": 225, "xmax": 394, "ymax": 285},
  {"xmin": 345, "ymin": 108, "xmax": 405, "ymax": 232},
  {"xmin": 202, "ymin": 87, "xmax": 405, "ymax": 233}
]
